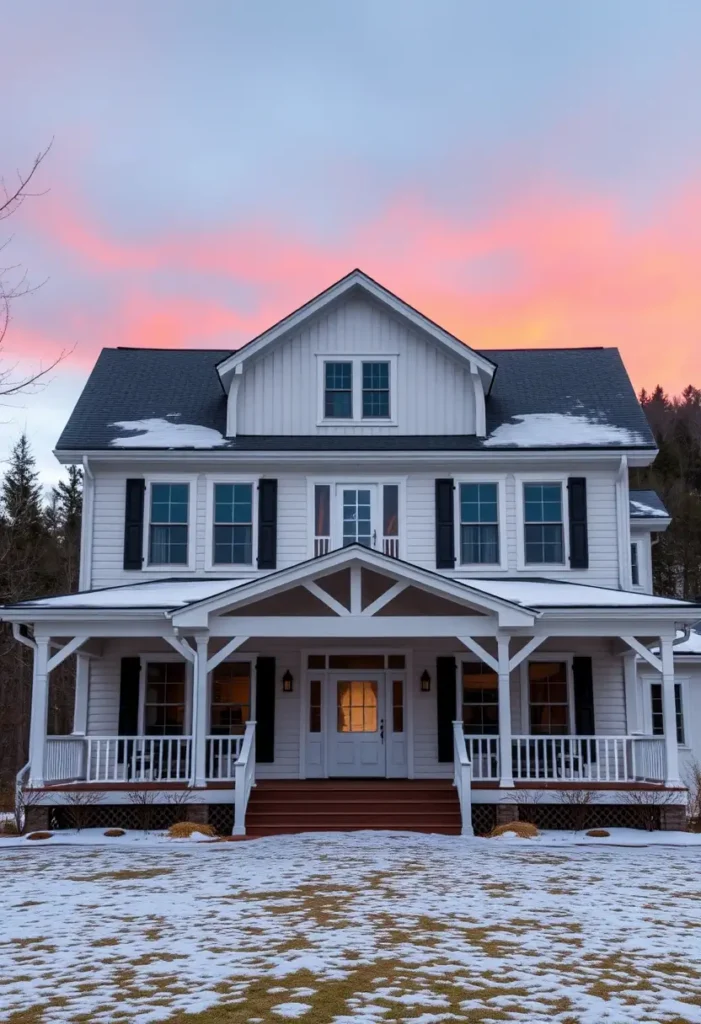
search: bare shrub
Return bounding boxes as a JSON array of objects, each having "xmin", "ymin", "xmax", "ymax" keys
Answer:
[
  {"xmin": 63, "ymin": 790, "xmax": 102, "ymax": 831},
  {"xmin": 508, "ymin": 789, "xmax": 543, "ymax": 824},
  {"xmin": 621, "ymin": 789, "xmax": 681, "ymax": 832},
  {"xmin": 166, "ymin": 790, "xmax": 192, "ymax": 823},
  {"xmin": 13, "ymin": 786, "xmax": 45, "ymax": 836},
  {"xmin": 684, "ymin": 760, "xmax": 701, "ymax": 830},
  {"xmin": 560, "ymin": 789, "xmax": 597, "ymax": 832},
  {"xmin": 128, "ymin": 790, "xmax": 157, "ymax": 832}
]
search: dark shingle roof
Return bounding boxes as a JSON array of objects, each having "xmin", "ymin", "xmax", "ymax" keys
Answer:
[
  {"xmin": 55, "ymin": 345, "xmax": 656, "ymax": 453},
  {"xmin": 629, "ymin": 490, "xmax": 670, "ymax": 519}
]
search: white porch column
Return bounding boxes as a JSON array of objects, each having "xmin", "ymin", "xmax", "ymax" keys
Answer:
[
  {"xmin": 193, "ymin": 635, "xmax": 210, "ymax": 788},
  {"xmin": 660, "ymin": 636, "xmax": 680, "ymax": 785},
  {"xmin": 72, "ymin": 653, "xmax": 90, "ymax": 736},
  {"xmin": 622, "ymin": 650, "xmax": 640, "ymax": 735},
  {"xmin": 28, "ymin": 636, "xmax": 50, "ymax": 788},
  {"xmin": 497, "ymin": 636, "xmax": 513, "ymax": 788}
]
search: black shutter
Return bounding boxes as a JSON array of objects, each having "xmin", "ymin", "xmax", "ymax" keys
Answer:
[
  {"xmin": 573, "ymin": 656, "xmax": 595, "ymax": 735},
  {"xmin": 118, "ymin": 657, "xmax": 141, "ymax": 735},
  {"xmin": 123, "ymin": 478, "xmax": 145, "ymax": 570},
  {"xmin": 435, "ymin": 479, "xmax": 455, "ymax": 569},
  {"xmin": 568, "ymin": 477, "xmax": 589, "ymax": 569},
  {"xmin": 257, "ymin": 479, "xmax": 278, "ymax": 569},
  {"xmin": 436, "ymin": 656, "xmax": 457, "ymax": 762},
  {"xmin": 255, "ymin": 656, "xmax": 276, "ymax": 763}
]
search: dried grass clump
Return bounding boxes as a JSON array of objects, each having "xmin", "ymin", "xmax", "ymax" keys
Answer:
[
  {"xmin": 104, "ymin": 828, "xmax": 125, "ymax": 837},
  {"xmin": 586, "ymin": 829, "xmax": 610, "ymax": 838},
  {"xmin": 167, "ymin": 821, "xmax": 217, "ymax": 839},
  {"xmin": 489, "ymin": 821, "xmax": 539, "ymax": 839},
  {"xmin": 0, "ymin": 820, "xmax": 19, "ymax": 836},
  {"xmin": 26, "ymin": 831, "xmax": 53, "ymax": 841}
]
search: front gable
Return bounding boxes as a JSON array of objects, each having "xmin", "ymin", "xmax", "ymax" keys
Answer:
[{"xmin": 217, "ymin": 271, "xmax": 494, "ymax": 438}]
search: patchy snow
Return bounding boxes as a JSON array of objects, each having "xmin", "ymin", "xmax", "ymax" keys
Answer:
[
  {"xmin": 630, "ymin": 499, "xmax": 669, "ymax": 518},
  {"xmin": 11, "ymin": 578, "xmax": 253, "ymax": 610},
  {"xmin": 673, "ymin": 628, "xmax": 701, "ymax": 655},
  {"xmin": 1, "ymin": 830, "xmax": 701, "ymax": 1023},
  {"xmin": 483, "ymin": 412, "xmax": 647, "ymax": 448},
  {"xmin": 109, "ymin": 417, "xmax": 227, "ymax": 448},
  {"xmin": 461, "ymin": 577, "xmax": 691, "ymax": 608}
]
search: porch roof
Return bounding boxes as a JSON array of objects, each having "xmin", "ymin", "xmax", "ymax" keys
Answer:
[{"xmin": 458, "ymin": 578, "xmax": 694, "ymax": 610}]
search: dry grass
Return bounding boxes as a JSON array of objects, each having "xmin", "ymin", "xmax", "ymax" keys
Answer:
[
  {"xmin": 25, "ymin": 832, "xmax": 52, "ymax": 841},
  {"xmin": 489, "ymin": 821, "xmax": 539, "ymax": 839},
  {"xmin": 167, "ymin": 821, "xmax": 218, "ymax": 839},
  {"xmin": 103, "ymin": 828, "xmax": 125, "ymax": 838},
  {"xmin": 587, "ymin": 829, "xmax": 611, "ymax": 838}
]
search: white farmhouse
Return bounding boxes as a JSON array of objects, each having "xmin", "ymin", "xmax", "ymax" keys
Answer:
[{"xmin": 4, "ymin": 270, "xmax": 699, "ymax": 834}]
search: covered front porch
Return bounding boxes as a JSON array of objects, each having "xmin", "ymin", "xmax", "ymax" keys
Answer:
[{"xmin": 5, "ymin": 545, "xmax": 696, "ymax": 834}]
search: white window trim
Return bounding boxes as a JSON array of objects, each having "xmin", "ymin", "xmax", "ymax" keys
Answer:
[
  {"xmin": 453, "ymin": 475, "xmax": 508, "ymax": 572},
  {"xmin": 630, "ymin": 540, "xmax": 642, "ymax": 590},
  {"xmin": 519, "ymin": 653, "xmax": 575, "ymax": 735},
  {"xmin": 315, "ymin": 354, "xmax": 399, "ymax": 427},
  {"xmin": 142, "ymin": 474, "xmax": 197, "ymax": 573},
  {"xmin": 306, "ymin": 475, "xmax": 407, "ymax": 559},
  {"xmin": 515, "ymin": 473, "xmax": 570, "ymax": 571},
  {"xmin": 139, "ymin": 653, "xmax": 193, "ymax": 736},
  {"xmin": 204, "ymin": 474, "xmax": 259, "ymax": 573},
  {"xmin": 641, "ymin": 672, "xmax": 689, "ymax": 748}
]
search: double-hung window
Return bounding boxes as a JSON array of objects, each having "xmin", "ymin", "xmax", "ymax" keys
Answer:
[
  {"xmin": 650, "ymin": 682, "xmax": 685, "ymax": 744},
  {"xmin": 631, "ymin": 542, "xmax": 640, "ymax": 586},
  {"xmin": 362, "ymin": 362, "xmax": 390, "ymax": 418},
  {"xmin": 529, "ymin": 661, "xmax": 569, "ymax": 735},
  {"xmin": 462, "ymin": 662, "xmax": 499, "ymax": 734},
  {"xmin": 149, "ymin": 483, "xmax": 189, "ymax": 565},
  {"xmin": 524, "ymin": 483, "xmax": 564, "ymax": 564},
  {"xmin": 213, "ymin": 483, "xmax": 253, "ymax": 565},
  {"xmin": 460, "ymin": 483, "xmax": 499, "ymax": 564},
  {"xmin": 144, "ymin": 662, "xmax": 186, "ymax": 735},
  {"xmin": 325, "ymin": 362, "xmax": 353, "ymax": 419}
]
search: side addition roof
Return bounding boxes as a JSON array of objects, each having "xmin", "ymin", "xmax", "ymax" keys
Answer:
[{"xmin": 629, "ymin": 490, "xmax": 670, "ymax": 520}]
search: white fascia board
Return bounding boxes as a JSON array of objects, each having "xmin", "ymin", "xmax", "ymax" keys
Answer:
[
  {"xmin": 630, "ymin": 517, "xmax": 672, "ymax": 533},
  {"xmin": 215, "ymin": 270, "xmax": 497, "ymax": 390},
  {"xmin": 53, "ymin": 447, "xmax": 659, "ymax": 468}
]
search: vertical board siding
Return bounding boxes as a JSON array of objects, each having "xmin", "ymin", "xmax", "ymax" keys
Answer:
[{"xmin": 236, "ymin": 295, "xmax": 476, "ymax": 436}]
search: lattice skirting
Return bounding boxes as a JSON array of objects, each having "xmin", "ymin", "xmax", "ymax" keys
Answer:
[
  {"xmin": 51, "ymin": 805, "xmax": 188, "ymax": 832},
  {"xmin": 208, "ymin": 804, "xmax": 234, "ymax": 835},
  {"xmin": 471, "ymin": 804, "xmax": 497, "ymax": 836},
  {"xmin": 517, "ymin": 804, "xmax": 662, "ymax": 831}
]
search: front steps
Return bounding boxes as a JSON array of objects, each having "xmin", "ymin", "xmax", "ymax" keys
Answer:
[{"xmin": 245, "ymin": 779, "xmax": 462, "ymax": 836}]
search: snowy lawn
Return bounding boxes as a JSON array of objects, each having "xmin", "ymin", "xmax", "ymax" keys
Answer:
[{"xmin": 1, "ymin": 831, "xmax": 701, "ymax": 1024}]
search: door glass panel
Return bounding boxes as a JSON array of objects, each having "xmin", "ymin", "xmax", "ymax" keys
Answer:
[
  {"xmin": 342, "ymin": 488, "xmax": 372, "ymax": 547},
  {"xmin": 309, "ymin": 679, "xmax": 322, "ymax": 732},
  {"xmin": 392, "ymin": 679, "xmax": 404, "ymax": 733},
  {"xmin": 337, "ymin": 680, "xmax": 378, "ymax": 732}
]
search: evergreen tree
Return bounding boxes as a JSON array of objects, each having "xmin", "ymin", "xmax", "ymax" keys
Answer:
[{"xmin": 1, "ymin": 433, "xmax": 43, "ymax": 530}]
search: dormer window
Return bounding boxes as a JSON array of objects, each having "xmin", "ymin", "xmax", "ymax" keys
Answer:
[{"xmin": 318, "ymin": 355, "xmax": 397, "ymax": 425}]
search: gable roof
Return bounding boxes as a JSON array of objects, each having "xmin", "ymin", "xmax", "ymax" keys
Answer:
[
  {"xmin": 55, "ymin": 344, "xmax": 656, "ymax": 454},
  {"xmin": 629, "ymin": 489, "xmax": 670, "ymax": 520},
  {"xmin": 214, "ymin": 269, "xmax": 497, "ymax": 389}
]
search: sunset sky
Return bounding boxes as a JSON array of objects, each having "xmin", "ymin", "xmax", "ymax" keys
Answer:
[{"xmin": 3, "ymin": 0, "xmax": 701, "ymax": 483}]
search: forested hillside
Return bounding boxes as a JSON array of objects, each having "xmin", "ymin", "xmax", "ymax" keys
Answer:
[{"xmin": 633, "ymin": 386, "xmax": 701, "ymax": 600}]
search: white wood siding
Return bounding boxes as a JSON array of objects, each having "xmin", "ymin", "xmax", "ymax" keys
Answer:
[{"xmin": 235, "ymin": 294, "xmax": 477, "ymax": 436}]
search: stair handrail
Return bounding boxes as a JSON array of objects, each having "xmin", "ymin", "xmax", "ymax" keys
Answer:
[
  {"xmin": 452, "ymin": 721, "xmax": 474, "ymax": 836},
  {"xmin": 232, "ymin": 721, "xmax": 256, "ymax": 836}
]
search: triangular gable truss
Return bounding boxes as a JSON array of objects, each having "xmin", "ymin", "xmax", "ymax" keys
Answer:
[{"xmin": 215, "ymin": 269, "xmax": 497, "ymax": 391}]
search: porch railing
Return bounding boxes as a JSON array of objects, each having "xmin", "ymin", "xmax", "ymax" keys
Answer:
[
  {"xmin": 452, "ymin": 721, "xmax": 473, "ymax": 836},
  {"xmin": 206, "ymin": 735, "xmax": 244, "ymax": 781},
  {"xmin": 44, "ymin": 736, "xmax": 87, "ymax": 782},
  {"xmin": 462, "ymin": 733, "xmax": 667, "ymax": 783},
  {"xmin": 233, "ymin": 721, "xmax": 256, "ymax": 835},
  {"xmin": 85, "ymin": 736, "xmax": 192, "ymax": 783}
]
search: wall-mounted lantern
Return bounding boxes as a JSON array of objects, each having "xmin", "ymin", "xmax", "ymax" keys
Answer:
[
  {"xmin": 282, "ymin": 669, "xmax": 294, "ymax": 692},
  {"xmin": 420, "ymin": 669, "xmax": 431, "ymax": 692}
]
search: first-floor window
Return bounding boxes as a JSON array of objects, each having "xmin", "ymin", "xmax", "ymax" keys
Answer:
[
  {"xmin": 149, "ymin": 483, "xmax": 189, "ymax": 565},
  {"xmin": 524, "ymin": 483, "xmax": 564, "ymax": 564},
  {"xmin": 462, "ymin": 661, "xmax": 499, "ymax": 734},
  {"xmin": 460, "ymin": 483, "xmax": 499, "ymax": 564},
  {"xmin": 210, "ymin": 662, "xmax": 251, "ymax": 734},
  {"xmin": 650, "ymin": 682, "xmax": 685, "ymax": 744},
  {"xmin": 213, "ymin": 483, "xmax": 253, "ymax": 565},
  {"xmin": 529, "ymin": 661, "xmax": 569, "ymax": 735},
  {"xmin": 145, "ymin": 662, "xmax": 186, "ymax": 735},
  {"xmin": 631, "ymin": 542, "xmax": 640, "ymax": 586}
]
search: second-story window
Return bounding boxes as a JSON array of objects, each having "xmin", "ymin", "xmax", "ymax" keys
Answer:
[
  {"xmin": 631, "ymin": 542, "xmax": 640, "ymax": 586},
  {"xmin": 460, "ymin": 483, "xmax": 499, "ymax": 564},
  {"xmin": 362, "ymin": 362, "xmax": 390, "ymax": 418},
  {"xmin": 325, "ymin": 362, "xmax": 353, "ymax": 418},
  {"xmin": 213, "ymin": 483, "xmax": 253, "ymax": 565},
  {"xmin": 524, "ymin": 483, "xmax": 564, "ymax": 565},
  {"xmin": 149, "ymin": 483, "xmax": 189, "ymax": 565}
]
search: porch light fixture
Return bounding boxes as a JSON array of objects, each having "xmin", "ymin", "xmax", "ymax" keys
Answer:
[
  {"xmin": 282, "ymin": 669, "xmax": 294, "ymax": 692},
  {"xmin": 420, "ymin": 670, "xmax": 431, "ymax": 692}
]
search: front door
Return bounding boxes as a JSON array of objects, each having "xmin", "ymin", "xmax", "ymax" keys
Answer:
[
  {"xmin": 327, "ymin": 672, "xmax": 386, "ymax": 776},
  {"xmin": 337, "ymin": 485, "xmax": 379, "ymax": 549}
]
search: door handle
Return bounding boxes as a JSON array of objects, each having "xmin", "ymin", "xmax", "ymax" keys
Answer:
[
  {"xmin": 372, "ymin": 529, "xmax": 377, "ymax": 547},
  {"xmin": 380, "ymin": 717, "xmax": 385, "ymax": 742}
]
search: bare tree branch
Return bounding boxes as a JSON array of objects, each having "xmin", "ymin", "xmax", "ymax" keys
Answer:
[{"xmin": 0, "ymin": 141, "xmax": 53, "ymax": 220}]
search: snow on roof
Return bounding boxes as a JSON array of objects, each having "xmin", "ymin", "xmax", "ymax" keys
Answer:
[
  {"xmin": 14, "ymin": 579, "xmax": 253, "ymax": 610},
  {"xmin": 673, "ymin": 628, "xmax": 701, "ymax": 654},
  {"xmin": 109, "ymin": 418, "xmax": 227, "ymax": 449},
  {"xmin": 630, "ymin": 500, "xmax": 668, "ymax": 519},
  {"xmin": 482, "ymin": 413, "xmax": 647, "ymax": 448},
  {"xmin": 458, "ymin": 578, "xmax": 691, "ymax": 609}
]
